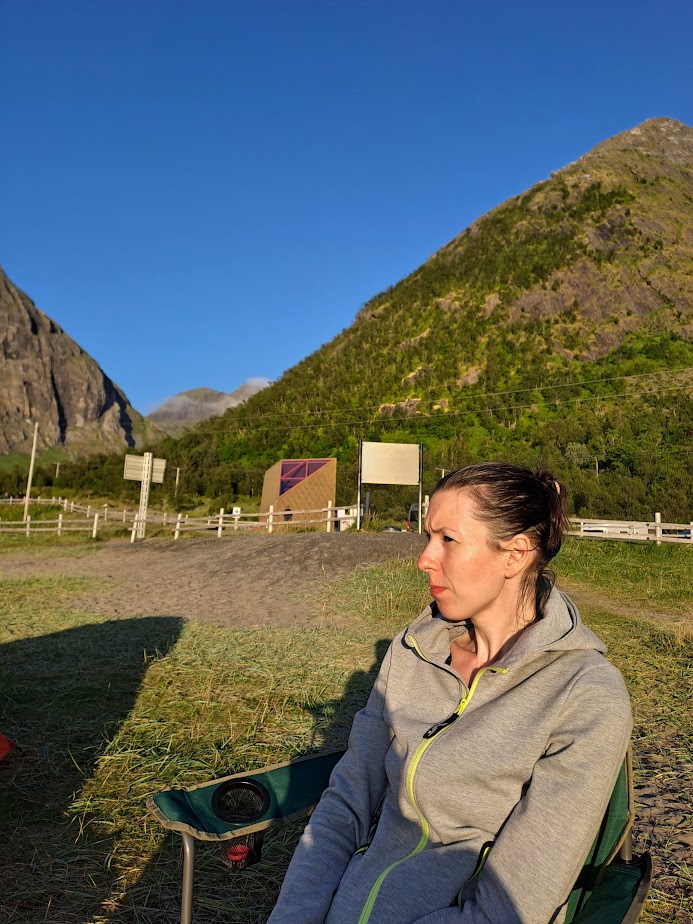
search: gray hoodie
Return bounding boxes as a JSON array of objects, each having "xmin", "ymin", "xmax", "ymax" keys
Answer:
[{"xmin": 268, "ymin": 589, "xmax": 632, "ymax": 924}]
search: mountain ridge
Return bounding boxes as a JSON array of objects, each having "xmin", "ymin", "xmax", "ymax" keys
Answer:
[{"xmin": 0, "ymin": 267, "xmax": 160, "ymax": 455}]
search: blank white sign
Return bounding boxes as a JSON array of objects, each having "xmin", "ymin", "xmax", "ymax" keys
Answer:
[
  {"xmin": 361, "ymin": 441, "xmax": 420, "ymax": 486},
  {"xmin": 123, "ymin": 455, "xmax": 167, "ymax": 484}
]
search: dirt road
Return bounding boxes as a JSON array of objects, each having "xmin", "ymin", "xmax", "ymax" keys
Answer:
[{"xmin": 0, "ymin": 533, "xmax": 428, "ymax": 627}]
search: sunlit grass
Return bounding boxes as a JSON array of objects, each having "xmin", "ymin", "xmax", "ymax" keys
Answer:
[{"xmin": 556, "ymin": 537, "xmax": 692, "ymax": 616}]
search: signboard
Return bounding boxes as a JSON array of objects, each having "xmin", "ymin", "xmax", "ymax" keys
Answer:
[
  {"xmin": 361, "ymin": 441, "xmax": 420, "ymax": 486},
  {"xmin": 357, "ymin": 440, "xmax": 423, "ymax": 533},
  {"xmin": 124, "ymin": 455, "xmax": 166, "ymax": 484},
  {"xmin": 123, "ymin": 452, "xmax": 167, "ymax": 540},
  {"xmin": 232, "ymin": 507, "xmax": 241, "ymax": 516}
]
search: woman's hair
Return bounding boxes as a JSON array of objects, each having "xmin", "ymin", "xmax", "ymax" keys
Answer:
[{"xmin": 432, "ymin": 462, "xmax": 569, "ymax": 617}]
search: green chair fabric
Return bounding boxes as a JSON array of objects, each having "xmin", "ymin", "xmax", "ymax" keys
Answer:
[
  {"xmin": 147, "ymin": 749, "xmax": 345, "ymax": 842},
  {"xmin": 571, "ymin": 854, "xmax": 653, "ymax": 924},
  {"xmin": 565, "ymin": 758, "xmax": 632, "ymax": 921}
]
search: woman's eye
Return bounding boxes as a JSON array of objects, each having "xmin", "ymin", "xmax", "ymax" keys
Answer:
[{"xmin": 443, "ymin": 535, "xmax": 455, "ymax": 543}]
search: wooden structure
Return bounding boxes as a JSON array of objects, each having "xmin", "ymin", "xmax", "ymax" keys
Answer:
[{"xmin": 260, "ymin": 459, "xmax": 336, "ymax": 527}]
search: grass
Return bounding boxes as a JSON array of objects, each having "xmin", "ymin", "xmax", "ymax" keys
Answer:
[
  {"xmin": 0, "ymin": 542, "xmax": 691, "ymax": 922},
  {"xmin": 556, "ymin": 537, "xmax": 693, "ymax": 618}
]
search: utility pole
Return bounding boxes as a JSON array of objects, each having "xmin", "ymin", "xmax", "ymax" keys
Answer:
[
  {"xmin": 175, "ymin": 467, "xmax": 181, "ymax": 495},
  {"xmin": 23, "ymin": 420, "xmax": 39, "ymax": 522},
  {"xmin": 55, "ymin": 462, "xmax": 61, "ymax": 479}
]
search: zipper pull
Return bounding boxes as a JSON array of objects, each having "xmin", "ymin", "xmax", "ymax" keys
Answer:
[{"xmin": 423, "ymin": 711, "xmax": 459, "ymax": 738}]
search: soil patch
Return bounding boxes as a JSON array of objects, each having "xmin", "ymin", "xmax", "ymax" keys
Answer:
[{"xmin": 0, "ymin": 533, "xmax": 427, "ymax": 627}]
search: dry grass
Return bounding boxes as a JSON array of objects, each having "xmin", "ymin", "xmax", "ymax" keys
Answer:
[{"xmin": 0, "ymin": 542, "xmax": 691, "ymax": 923}]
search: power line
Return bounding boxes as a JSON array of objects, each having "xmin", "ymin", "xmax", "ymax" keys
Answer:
[
  {"xmin": 224, "ymin": 382, "xmax": 693, "ymax": 436},
  {"xmin": 228, "ymin": 366, "xmax": 693, "ymax": 424}
]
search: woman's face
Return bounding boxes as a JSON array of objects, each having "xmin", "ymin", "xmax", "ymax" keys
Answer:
[{"xmin": 417, "ymin": 489, "xmax": 509, "ymax": 622}]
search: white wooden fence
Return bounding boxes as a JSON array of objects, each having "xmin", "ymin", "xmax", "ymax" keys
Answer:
[
  {"xmin": 568, "ymin": 517, "xmax": 692, "ymax": 544},
  {"xmin": 0, "ymin": 497, "xmax": 358, "ymax": 541},
  {"xmin": 1, "ymin": 497, "xmax": 691, "ymax": 544}
]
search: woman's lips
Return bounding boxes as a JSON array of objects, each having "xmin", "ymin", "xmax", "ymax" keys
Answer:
[{"xmin": 429, "ymin": 585, "xmax": 446, "ymax": 595}]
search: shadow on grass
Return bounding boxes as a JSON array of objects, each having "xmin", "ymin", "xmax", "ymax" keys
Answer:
[
  {"xmin": 113, "ymin": 637, "xmax": 394, "ymax": 924},
  {"xmin": 0, "ymin": 615, "xmax": 183, "ymax": 923}
]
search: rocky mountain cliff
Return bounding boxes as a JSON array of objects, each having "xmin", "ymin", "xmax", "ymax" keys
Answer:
[
  {"xmin": 147, "ymin": 380, "xmax": 270, "ymax": 437},
  {"xmin": 0, "ymin": 268, "xmax": 157, "ymax": 455}
]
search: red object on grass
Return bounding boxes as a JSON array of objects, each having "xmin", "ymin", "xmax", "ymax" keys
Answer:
[
  {"xmin": 0, "ymin": 733, "xmax": 15, "ymax": 762},
  {"xmin": 225, "ymin": 844, "xmax": 250, "ymax": 863}
]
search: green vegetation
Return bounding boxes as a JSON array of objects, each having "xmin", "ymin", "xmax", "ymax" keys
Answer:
[{"xmin": 0, "ymin": 540, "xmax": 690, "ymax": 922}]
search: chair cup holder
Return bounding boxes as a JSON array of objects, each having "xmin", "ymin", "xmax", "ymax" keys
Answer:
[{"xmin": 212, "ymin": 778, "xmax": 271, "ymax": 870}]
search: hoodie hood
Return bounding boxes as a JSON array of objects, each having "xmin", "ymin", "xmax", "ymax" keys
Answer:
[{"xmin": 407, "ymin": 586, "xmax": 606, "ymax": 670}]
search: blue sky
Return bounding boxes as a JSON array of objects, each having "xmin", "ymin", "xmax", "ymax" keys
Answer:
[{"xmin": 2, "ymin": 0, "xmax": 692, "ymax": 413}]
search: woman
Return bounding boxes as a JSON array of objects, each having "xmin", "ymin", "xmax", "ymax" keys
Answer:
[{"xmin": 268, "ymin": 464, "xmax": 632, "ymax": 924}]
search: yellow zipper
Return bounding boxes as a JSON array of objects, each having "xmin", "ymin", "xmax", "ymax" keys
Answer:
[{"xmin": 356, "ymin": 634, "xmax": 507, "ymax": 924}]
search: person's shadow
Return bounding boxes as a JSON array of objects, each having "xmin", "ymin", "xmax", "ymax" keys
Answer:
[
  {"xmin": 0, "ymin": 615, "xmax": 183, "ymax": 922},
  {"xmin": 304, "ymin": 638, "xmax": 392, "ymax": 750},
  {"xmin": 101, "ymin": 637, "xmax": 394, "ymax": 924}
]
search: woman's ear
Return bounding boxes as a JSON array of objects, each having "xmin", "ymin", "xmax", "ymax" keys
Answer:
[{"xmin": 504, "ymin": 534, "xmax": 534, "ymax": 578}]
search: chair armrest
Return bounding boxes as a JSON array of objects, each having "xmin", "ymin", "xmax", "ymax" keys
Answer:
[{"xmin": 146, "ymin": 749, "xmax": 345, "ymax": 842}]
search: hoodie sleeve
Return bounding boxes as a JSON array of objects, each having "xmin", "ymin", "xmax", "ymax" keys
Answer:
[
  {"xmin": 413, "ymin": 661, "xmax": 633, "ymax": 924},
  {"xmin": 267, "ymin": 642, "xmax": 395, "ymax": 924}
]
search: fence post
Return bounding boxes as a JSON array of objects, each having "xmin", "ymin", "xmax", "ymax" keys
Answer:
[
  {"xmin": 163, "ymin": 512, "xmax": 168, "ymax": 526},
  {"xmin": 175, "ymin": 512, "xmax": 182, "ymax": 540},
  {"xmin": 64, "ymin": 497, "xmax": 68, "ymax": 511},
  {"xmin": 218, "ymin": 507, "xmax": 225, "ymax": 538},
  {"xmin": 87, "ymin": 505, "xmax": 91, "ymax": 518},
  {"xmin": 655, "ymin": 511, "xmax": 662, "ymax": 546},
  {"xmin": 58, "ymin": 512, "xmax": 63, "ymax": 536},
  {"xmin": 122, "ymin": 508, "xmax": 127, "ymax": 523},
  {"xmin": 92, "ymin": 513, "xmax": 99, "ymax": 539},
  {"xmin": 268, "ymin": 505, "xmax": 274, "ymax": 535},
  {"xmin": 130, "ymin": 515, "xmax": 139, "ymax": 544},
  {"xmin": 26, "ymin": 515, "xmax": 31, "ymax": 537},
  {"xmin": 103, "ymin": 504, "xmax": 108, "ymax": 521},
  {"xmin": 327, "ymin": 500, "xmax": 333, "ymax": 533}
]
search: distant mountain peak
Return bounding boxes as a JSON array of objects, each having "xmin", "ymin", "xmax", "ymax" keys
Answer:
[
  {"xmin": 586, "ymin": 116, "xmax": 693, "ymax": 165},
  {"xmin": 147, "ymin": 380, "xmax": 270, "ymax": 436}
]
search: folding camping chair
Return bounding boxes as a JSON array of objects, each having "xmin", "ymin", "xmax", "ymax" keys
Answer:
[{"xmin": 146, "ymin": 745, "xmax": 651, "ymax": 924}]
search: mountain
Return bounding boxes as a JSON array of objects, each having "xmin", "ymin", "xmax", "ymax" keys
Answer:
[
  {"xmin": 158, "ymin": 118, "xmax": 693, "ymax": 518},
  {"xmin": 0, "ymin": 268, "xmax": 159, "ymax": 456},
  {"xmin": 147, "ymin": 380, "xmax": 270, "ymax": 437},
  {"xmin": 54, "ymin": 119, "xmax": 693, "ymax": 520}
]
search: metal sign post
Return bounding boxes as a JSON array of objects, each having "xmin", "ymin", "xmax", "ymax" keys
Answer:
[
  {"xmin": 123, "ymin": 452, "xmax": 166, "ymax": 540},
  {"xmin": 418, "ymin": 444, "xmax": 424, "ymax": 535},
  {"xmin": 356, "ymin": 441, "xmax": 363, "ymax": 531}
]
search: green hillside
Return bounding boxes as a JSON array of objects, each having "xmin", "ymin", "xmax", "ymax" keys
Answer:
[{"xmin": 36, "ymin": 118, "xmax": 693, "ymax": 520}]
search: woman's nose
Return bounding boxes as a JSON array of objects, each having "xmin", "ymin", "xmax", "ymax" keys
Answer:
[{"xmin": 417, "ymin": 542, "xmax": 435, "ymax": 572}]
